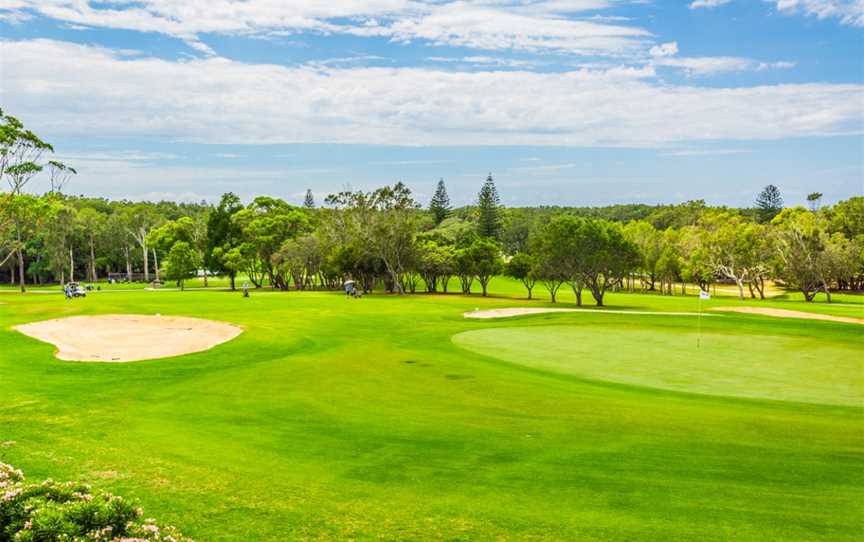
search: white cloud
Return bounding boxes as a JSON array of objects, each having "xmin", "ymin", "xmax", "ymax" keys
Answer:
[
  {"xmin": 649, "ymin": 41, "xmax": 679, "ymax": 57},
  {"xmin": 771, "ymin": 0, "xmax": 864, "ymax": 26},
  {"xmin": 0, "ymin": 1, "xmax": 651, "ymax": 57},
  {"xmin": 662, "ymin": 149, "xmax": 753, "ymax": 156},
  {"xmin": 689, "ymin": 0, "xmax": 733, "ymax": 9},
  {"xmin": 1, "ymin": 39, "xmax": 860, "ymax": 149},
  {"xmin": 654, "ymin": 56, "xmax": 795, "ymax": 76},
  {"xmin": 649, "ymin": 41, "xmax": 794, "ymax": 76}
]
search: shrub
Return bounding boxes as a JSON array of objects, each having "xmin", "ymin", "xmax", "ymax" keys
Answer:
[{"xmin": 0, "ymin": 463, "xmax": 192, "ymax": 542}]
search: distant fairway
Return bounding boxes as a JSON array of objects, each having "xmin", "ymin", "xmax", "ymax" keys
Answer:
[
  {"xmin": 1, "ymin": 281, "xmax": 863, "ymax": 541},
  {"xmin": 453, "ymin": 324, "xmax": 864, "ymax": 406}
]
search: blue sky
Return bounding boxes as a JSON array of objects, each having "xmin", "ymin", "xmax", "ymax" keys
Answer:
[{"xmin": 1, "ymin": 0, "xmax": 862, "ymax": 207}]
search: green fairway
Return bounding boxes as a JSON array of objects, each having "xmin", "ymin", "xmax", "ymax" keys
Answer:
[
  {"xmin": 1, "ymin": 285, "xmax": 863, "ymax": 541},
  {"xmin": 453, "ymin": 324, "xmax": 864, "ymax": 406}
]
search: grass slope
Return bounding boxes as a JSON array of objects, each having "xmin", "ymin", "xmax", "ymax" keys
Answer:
[{"xmin": 1, "ymin": 282, "xmax": 862, "ymax": 541}]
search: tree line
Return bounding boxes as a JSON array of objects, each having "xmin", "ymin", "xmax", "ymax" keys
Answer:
[{"xmin": 2, "ymin": 108, "xmax": 862, "ymax": 302}]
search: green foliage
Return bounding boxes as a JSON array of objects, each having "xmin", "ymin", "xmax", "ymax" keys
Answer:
[
  {"xmin": 0, "ymin": 462, "xmax": 192, "ymax": 542},
  {"xmin": 163, "ymin": 241, "xmax": 199, "ymax": 290},
  {"xmin": 504, "ymin": 252, "xmax": 537, "ymax": 299},
  {"xmin": 755, "ymin": 184, "xmax": 784, "ymax": 223},
  {"xmin": 476, "ymin": 174, "xmax": 502, "ymax": 240},
  {"xmin": 429, "ymin": 179, "xmax": 451, "ymax": 225}
]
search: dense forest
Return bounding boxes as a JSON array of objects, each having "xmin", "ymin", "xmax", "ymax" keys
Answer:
[{"xmin": 2, "ymin": 108, "xmax": 862, "ymax": 303}]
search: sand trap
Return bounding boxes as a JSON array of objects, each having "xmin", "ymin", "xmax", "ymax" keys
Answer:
[
  {"xmin": 464, "ymin": 308, "xmax": 707, "ymax": 319},
  {"xmin": 13, "ymin": 314, "xmax": 243, "ymax": 362},
  {"xmin": 712, "ymin": 306, "xmax": 864, "ymax": 325}
]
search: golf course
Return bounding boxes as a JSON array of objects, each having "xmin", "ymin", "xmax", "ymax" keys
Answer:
[{"xmin": 1, "ymin": 281, "xmax": 862, "ymax": 541}]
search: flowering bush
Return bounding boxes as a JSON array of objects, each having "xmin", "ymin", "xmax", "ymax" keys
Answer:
[{"xmin": 0, "ymin": 463, "xmax": 193, "ymax": 542}]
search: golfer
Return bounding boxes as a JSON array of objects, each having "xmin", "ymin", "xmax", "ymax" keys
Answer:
[{"xmin": 242, "ymin": 282, "xmax": 250, "ymax": 298}]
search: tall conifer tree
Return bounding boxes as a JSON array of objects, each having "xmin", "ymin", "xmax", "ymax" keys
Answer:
[
  {"xmin": 477, "ymin": 173, "xmax": 502, "ymax": 239},
  {"xmin": 429, "ymin": 178, "xmax": 451, "ymax": 225}
]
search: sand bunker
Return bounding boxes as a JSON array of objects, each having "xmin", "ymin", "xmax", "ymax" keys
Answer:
[
  {"xmin": 464, "ymin": 308, "xmax": 705, "ymax": 319},
  {"xmin": 14, "ymin": 314, "xmax": 242, "ymax": 362},
  {"xmin": 712, "ymin": 306, "xmax": 864, "ymax": 325}
]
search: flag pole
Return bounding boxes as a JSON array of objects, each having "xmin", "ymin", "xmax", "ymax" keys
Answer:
[{"xmin": 697, "ymin": 289, "xmax": 704, "ymax": 348}]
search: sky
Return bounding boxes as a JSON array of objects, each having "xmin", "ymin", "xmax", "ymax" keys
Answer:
[{"xmin": 0, "ymin": 0, "xmax": 862, "ymax": 208}]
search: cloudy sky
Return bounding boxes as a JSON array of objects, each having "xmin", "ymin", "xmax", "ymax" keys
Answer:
[{"xmin": 1, "ymin": 0, "xmax": 862, "ymax": 207}]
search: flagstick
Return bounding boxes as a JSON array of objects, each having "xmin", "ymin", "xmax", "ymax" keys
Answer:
[{"xmin": 697, "ymin": 292, "xmax": 703, "ymax": 348}]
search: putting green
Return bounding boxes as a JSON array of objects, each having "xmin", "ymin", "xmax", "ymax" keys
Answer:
[{"xmin": 453, "ymin": 324, "xmax": 864, "ymax": 406}]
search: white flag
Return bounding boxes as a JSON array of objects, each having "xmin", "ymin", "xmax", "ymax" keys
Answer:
[{"xmin": 699, "ymin": 289, "xmax": 711, "ymax": 300}]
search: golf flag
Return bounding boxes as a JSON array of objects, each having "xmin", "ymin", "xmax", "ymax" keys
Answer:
[{"xmin": 699, "ymin": 289, "xmax": 711, "ymax": 300}]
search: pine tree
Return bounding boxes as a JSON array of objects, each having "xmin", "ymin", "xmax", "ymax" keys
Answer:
[
  {"xmin": 429, "ymin": 178, "xmax": 451, "ymax": 225},
  {"xmin": 477, "ymin": 173, "xmax": 502, "ymax": 239},
  {"xmin": 806, "ymin": 192, "xmax": 823, "ymax": 212},
  {"xmin": 755, "ymin": 184, "xmax": 783, "ymax": 223},
  {"xmin": 303, "ymin": 189, "xmax": 315, "ymax": 209}
]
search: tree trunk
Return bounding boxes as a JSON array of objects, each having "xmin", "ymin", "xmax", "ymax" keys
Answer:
[
  {"xmin": 89, "ymin": 234, "xmax": 97, "ymax": 281},
  {"xmin": 69, "ymin": 247, "xmax": 75, "ymax": 282},
  {"xmin": 230, "ymin": 272, "xmax": 236, "ymax": 291},
  {"xmin": 822, "ymin": 281, "xmax": 832, "ymax": 303},
  {"xmin": 152, "ymin": 248, "xmax": 160, "ymax": 282},
  {"xmin": 572, "ymin": 282, "xmax": 582, "ymax": 306},
  {"xmin": 124, "ymin": 246, "xmax": 132, "ymax": 281},
  {"xmin": 17, "ymin": 247, "xmax": 25, "ymax": 293},
  {"xmin": 142, "ymin": 235, "xmax": 149, "ymax": 282}
]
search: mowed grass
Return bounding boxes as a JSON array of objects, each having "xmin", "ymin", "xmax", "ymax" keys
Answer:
[
  {"xmin": 1, "ymin": 281, "xmax": 863, "ymax": 541},
  {"xmin": 453, "ymin": 324, "xmax": 864, "ymax": 406}
]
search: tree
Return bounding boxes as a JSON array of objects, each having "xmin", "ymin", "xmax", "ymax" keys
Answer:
[
  {"xmin": 429, "ymin": 179, "xmax": 451, "ymax": 225},
  {"xmin": 465, "ymin": 238, "xmax": 503, "ymax": 297},
  {"xmin": 304, "ymin": 189, "xmax": 315, "ymax": 209},
  {"xmin": 531, "ymin": 217, "xmax": 580, "ymax": 304},
  {"xmin": 703, "ymin": 213, "xmax": 767, "ymax": 300},
  {"xmin": 233, "ymin": 196, "xmax": 310, "ymax": 290},
  {"xmin": 455, "ymin": 246, "xmax": 476, "ymax": 295},
  {"xmin": 772, "ymin": 208, "xmax": 832, "ymax": 302},
  {"xmin": 807, "ymin": 192, "xmax": 823, "ymax": 212},
  {"xmin": 76, "ymin": 207, "xmax": 106, "ymax": 282},
  {"xmin": 46, "ymin": 160, "xmax": 76, "ymax": 194},
  {"xmin": 416, "ymin": 239, "xmax": 455, "ymax": 293},
  {"xmin": 477, "ymin": 174, "xmax": 502, "ymax": 239},
  {"xmin": 163, "ymin": 241, "xmax": 199, "ymax": 291},
  {"xmin": 575, "ymin": 219, "xmax": 640, "ymax": 306},
  {"xmin": 756, "ymin": 184, "xmax": 784, "ymax": 223},
  {"xmin": 505, "ymin": 252, "xmax": 537, "ymax": 299},
  {"xmin": 325, "ymin": 182, "xmax": 419, "ymax": 294},
  {"xmin": 124, "ymin": 205, "xmax": 161, "ymax": 282},
  {"xmin": 206, "ymin": 192, "xmax": 244, "ymax": 289},
  {"xmin": 623, "ymin": 221, "xmax": 663, "ymax": 291}
]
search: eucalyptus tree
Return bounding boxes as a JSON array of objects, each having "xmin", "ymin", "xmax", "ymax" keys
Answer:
[
  {"xmin": 46, "ymin": 161, "xmax": 76, "ymax": 194},
  {"xmin": 623, "ymin": 220, "xmax": 663, "ymax": 291},
  {"xmin": 772, "ymin": 207, "xmax": 833, "ymax": 302},
  {"xmin": 76, "ymin": 207, "xmax": 106, "ymax": 281},
  {"xmin": 233, "ymin": 196, "xmax": 310, "ymax": 290}
]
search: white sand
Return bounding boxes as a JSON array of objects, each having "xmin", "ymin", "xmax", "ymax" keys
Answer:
[
  {"xmin": 14, "ymin": 314, "xmax": 242, "ymax": 362},
  {"xmin": 712, "ymin": 306, "xmax": 864, "ymax": 325},
  {"xmin": 464, "ymin": 308, "xmax": 706, "ymax": 319}
]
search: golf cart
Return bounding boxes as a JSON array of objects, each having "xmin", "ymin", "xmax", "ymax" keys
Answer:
[{"xmin": 66, "ymin": 282, "xmax": 87, "ymax": 298}]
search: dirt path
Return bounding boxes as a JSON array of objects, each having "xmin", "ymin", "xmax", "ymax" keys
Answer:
[
  {"xmin": 711, "ymin": 306, "xmax": 864, "ymax": 325},
  {"xmin": 13, "ymin": 314, "xmax": 243, "ymax": 362}
]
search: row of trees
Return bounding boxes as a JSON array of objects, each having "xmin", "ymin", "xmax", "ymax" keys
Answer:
[{"xmin": 2, "ymin": 109, "xmax": 862, "ymax": 302}]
